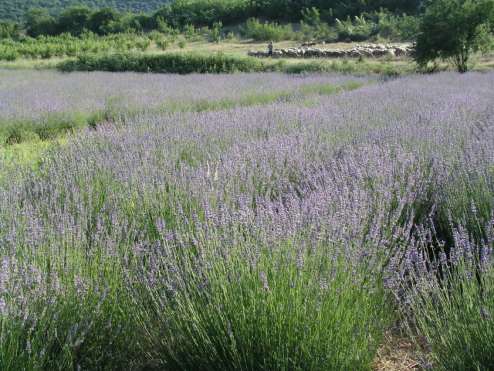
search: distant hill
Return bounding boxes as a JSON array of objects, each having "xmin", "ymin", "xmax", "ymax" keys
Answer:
[{"xmin": 0, "ymin": 0, "xmax": 171, "ymax": 21}]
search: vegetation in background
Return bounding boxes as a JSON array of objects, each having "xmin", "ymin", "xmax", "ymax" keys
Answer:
[
  {"xmin": 56, "ymin": 51, "xmax": 416, "ymax": 76},
  {"xmin": 240, "ymin": 18, "xmax": 294, "ymax": 42},
  {"xmin": 1, "ymin": 0, "xmax": 423, "ymax": 24},
  {"xmin": 0, "ymin": 1, "xmax": 424, "ymax": 41},
  {"xmin": 406, "ymin": 247, "xmax": 494, "ymax": 370},
  {"xmin": 0, "ymin": 0, "xmax": 172, "ymax": 22},
  {"xmin": 415, "ymin": 0, "xmax": 494, "ymax": 72},
  {"xmin": 0, "ymin": 12, "xmax": 424, "ymax": 63}
]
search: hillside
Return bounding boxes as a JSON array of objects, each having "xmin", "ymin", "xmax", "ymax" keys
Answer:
[{"xmin": 0, "ymin": 0, "xmax": 170, "ymax": 21}]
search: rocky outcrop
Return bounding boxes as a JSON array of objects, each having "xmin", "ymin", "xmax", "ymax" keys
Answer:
[{"xmin": 248, "ymin": 43, "xmax": 414, "ymax": 59}]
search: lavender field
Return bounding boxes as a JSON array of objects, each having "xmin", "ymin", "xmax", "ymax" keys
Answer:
[{"xmin": 1, "ymin": 70, "xmax": 494, "ymax": 370}]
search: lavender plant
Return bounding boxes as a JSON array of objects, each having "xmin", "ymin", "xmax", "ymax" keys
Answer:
[
  {"xmin": 0, "ymin": 70, "xmax": 369, "ymax": 144},
  {"xmin": 0, "ymin": 70, "xmax": 493, "ymax": 369}
]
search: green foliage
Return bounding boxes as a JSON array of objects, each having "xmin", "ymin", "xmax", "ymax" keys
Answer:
[
  {"xmin": 247, "ymin": 0, "xmax": 422, "ymax": 23},
  {"xmin": 0, "ymin": 32, "xmax": 158, "ymax": 61},
  {"xmin": 0, "ymin": 21, "xmax": 21, "ymax": 39},
  {"xmin": 88, "ymin": 7, "xmax": 122, "ymax": 35},
  {"xmin": 209, "ymin": 21, "xmax": 222, "ymax": 43},
  {"xmin": 0, "ymin": 112, "xmax": 91, "ymax": 145},
  {"xmin": 415, "ymin": 0, "xmax": 494, "ymax": 73},
  {"xmin": 0, "ymin": 279, "xmax": 137, "ymax": 370},
  {"xmin": 138, "ymin": 242, "xmax": 392, "ymax": 370},
  {"xmin": 56, "ymin": 5, "xmax": 91, "ymax": 35},
  {"xmin": 23, "ymin": 5, "xmax": 155, "ymax": 36},
  {"xmin": 0, "ymin": 0, "xmax": 423, "ymax": 31},
  {"xmin": 283, "ymin": 59, "xmax": 410, "ymax": 76},
  {"xmin": 177, "ymin": 36, "xmax": 186, "ymax": 48},
  {"xmin": 335, "ymin": 16, "xmax": 377, "ymax": 42},
  {"xmin": 53, "ymin": 50, "xmax": 415, "ymax": 75},
  {"xmin": 301, "ymin": 7, "xmax": 322, "ymax": 27},
  {"xmin": 58, "ymin": 52, "xmax": 265, "ymax": 73},
  {"xmin": 25, "ymin": 8, "xmax": 57, "ymax": 36},
  {"xmin": 153, "ymin": 0, "xmax": 249, "ymax": 28},
  {"xmin": 374, "ymin": 10, "xmax": 420, "ymax": 41},
  {"xmin": 1, "ymin": 1, "xmax": 424, "ymax": 42},
  {"xmin": 241, "ymin": 18, "xmax": 293, "ymax": 41}
]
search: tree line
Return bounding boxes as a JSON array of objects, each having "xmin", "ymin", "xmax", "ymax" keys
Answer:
[
  {"xmin": 0, "ymin": 0, "xmax": 493, "ymax": 73},
  {"xmin": 0, "ymin": 0, "xmax": 425, "ymax": 38}
]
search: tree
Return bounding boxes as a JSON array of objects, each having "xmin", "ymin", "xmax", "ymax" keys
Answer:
[
  {"xmin": 415, "ymin": 0, "xmax": 494, "ymax": 73},
  {"xmin": 89, "ymin": 8, "xmax": 121, "ymax": 35},
  {"xmin": 25, "ymin": 8, "xmax": 56, "ymax": 37},
  {"xmin": 57, "ymin": 6, "xmax": 92, "ymax": 35}
]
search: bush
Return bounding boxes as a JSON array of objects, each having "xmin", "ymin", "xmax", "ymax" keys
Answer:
[
  {"xmin": 0, "ymin": 257, "xmax": 139, "ymax": 370},
  {"xmin": 156, "ymin": 37, "xmax": 170, "ymax": 50},
  {"xmin": 0, "ymin": 33, "xmax": 156, "ymax": 61},
  {"xmin": 58, "ymin": 52, "xmax": 265, "ymax": 73},
  {"xmin": 0, "ymin": 112, "xmax": 91, "ymax": 145},
  {"xmin": 177, "ymin": 37, "xmax": 186, "ymax": 48},
  {"xmin": 241, "ymin": 18, "xmax": 293, "ymax": 41},
  {"xmin": 415, "ymin": 0, "xmax": 494, "ymax": 73}
]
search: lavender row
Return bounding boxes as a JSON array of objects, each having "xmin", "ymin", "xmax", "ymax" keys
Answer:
[{"xmin": 0, "ymin": 70, "xmax": 369, "ymax": 122}]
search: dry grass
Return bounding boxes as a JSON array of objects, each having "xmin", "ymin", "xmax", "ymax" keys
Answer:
[{"xmin": 373, "ymin": 331, "xmax": 431, "ymax": 371}]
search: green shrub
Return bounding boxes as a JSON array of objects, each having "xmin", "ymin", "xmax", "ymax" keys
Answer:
[
  {"xmin": 241, "ymin": 18, "xmax": 293, "ymax": 41},
  {"xmin": 335, "ymin": 16, "xmax": 377, "ymax": 42},
  {"xmin": 0, "ymin": 21, "xmax": 21, "ymax": 40},
  {"xmin": 156, "ymin": 37, "xmax": 170, "ymax": 50},
  {"xmin": 58, "ymin": 52, "xmax": 265, "ymax": 73},
  {"xmin": 0, "ymin": 46, "xmax": 18, "ymax": 61},
  {"xmin": 407, "ymin": 253, "xmax": 494, "ymax": 370}
]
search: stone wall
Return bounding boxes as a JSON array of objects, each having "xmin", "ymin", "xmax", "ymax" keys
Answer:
[{"xmin": 248, "ymin": 44, "xmax": 414, "ymax": 59}]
